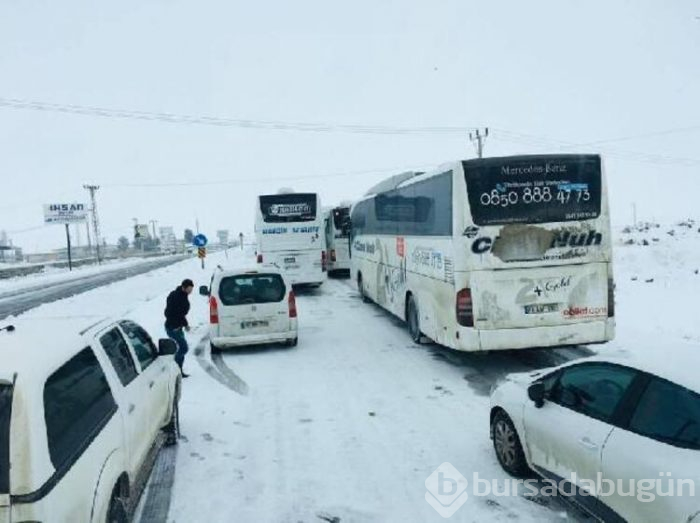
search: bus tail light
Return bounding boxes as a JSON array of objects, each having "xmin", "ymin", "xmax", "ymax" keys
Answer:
[
  {"xmin": 209, "ymin": 296, "xmax": 219, "ymax": 324},
  {"xmin": 256, "ymin": 253, "xmax": 263, "ymax": 264},
  {"xmin": 321, "ymin": 251, "xmax": 327, "ymax": 272},
  {"xmin": 607, "ymin": 278, "xmax": 615, "ymax": 317},
  {"xmin": 288, "ymin": 291, "xmax": 297, "ymax": 318},
  {"xmin": 330, "ymin": 249, "xmax": 337, "ymax": 262},
  {"xmin": 456, "ymin": 288, "xmax": 474, "ymax": 327}
]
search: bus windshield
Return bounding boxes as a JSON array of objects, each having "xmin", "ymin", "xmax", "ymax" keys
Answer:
[
  {"xmin": 260, "ymin": 194, "xmax": 317, "ymax": 223},
  {"xmin": 464, "ymin": 155, "xmax": 602, "ymax": 226}
]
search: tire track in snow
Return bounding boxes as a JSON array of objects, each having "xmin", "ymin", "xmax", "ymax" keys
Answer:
[{"xmin": 193, "ymin": 334, "xmax": 249, "ymax": 396}]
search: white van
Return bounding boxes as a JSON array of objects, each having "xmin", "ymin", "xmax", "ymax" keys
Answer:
[
  {"xmin": 203, "ymin": 268, "xmax": 298, "ymax": 351},
  {"xmin": 0, "ymin": 317, "xmax": 181, "ymax": 523}
]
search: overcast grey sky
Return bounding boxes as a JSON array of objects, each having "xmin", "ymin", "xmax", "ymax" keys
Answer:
[{"xmin": 1, "ymin": 0, "xmax": 699, "ymax": 251}]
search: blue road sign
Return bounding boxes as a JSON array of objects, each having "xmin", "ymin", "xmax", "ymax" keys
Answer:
[{"xmin": 193, "ymin": 234, "xmax": 208, "ymax": 247}]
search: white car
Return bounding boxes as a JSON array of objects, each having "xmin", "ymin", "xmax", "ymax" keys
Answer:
[
  {"xmin": 490, "ymin": 345, "xmax": 700, "ymax": 523},
  {"xmin": 202, "ymin": 268, "xmax": 298, "ymax": 351},
  {"xmin": 0, "ymin": 317, "xmax": 181, "ymax": 523}
]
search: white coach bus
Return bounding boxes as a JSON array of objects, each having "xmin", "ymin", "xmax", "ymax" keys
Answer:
[
  {"xmin": 324, "ymin": 205, "xmax": 352, "ymax": 276},
  {"xmin": 255, "ymin": 192, "xmax": 326, "ymax": 286},
  {"xmin": 350, "ymin": 154, "xmax": 614, "ymax": 351}
]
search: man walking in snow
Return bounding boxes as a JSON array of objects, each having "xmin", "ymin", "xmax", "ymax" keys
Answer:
[{"xmin": 165, "ymin": 278, "xmax": 194, "ymax": 377}]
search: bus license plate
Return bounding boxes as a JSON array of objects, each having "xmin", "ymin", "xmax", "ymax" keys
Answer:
[
  {"xmin": 241, "ymin": 320, "xmax": 269, "ymax": 329},
  {"xmin": 284, "ymin": 257, "xmax": 296, "ymax": 263},
  {"xmin": 524, "ymin": 303, "xmax": 559, "ymax": 314}
]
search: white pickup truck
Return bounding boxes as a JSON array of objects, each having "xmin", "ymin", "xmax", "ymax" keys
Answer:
[{"xmin": 0, "ymin": 317, "xmax": 182, "ymax": 523}]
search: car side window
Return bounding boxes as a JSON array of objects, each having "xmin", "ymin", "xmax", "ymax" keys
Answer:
[
  {"xmin": 100, "ymin": 328, "xmax": 139, "ymax": 386},
  {"xmin": 550, "ymin": 363, "xmax": 637, "ymax": 422},
  {"xmin": 120, "ymin": 321, "xmax": 158, "ymax": 370},
  {"xmin": 44, "ymin": 348, "xmax": 117, "ymax": 470},
  {"xmin": 629, "ymin": 378, "xmax": 700, "ymax": 450}
]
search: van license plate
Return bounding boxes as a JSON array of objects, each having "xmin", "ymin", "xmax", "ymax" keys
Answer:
[
  {"xmin": 241, "ymin": 320, "xmax": 269, "ymax": 329},
  {"xmin": 524, "ymin": 303, "xmax": 559, "ymax": 314}
]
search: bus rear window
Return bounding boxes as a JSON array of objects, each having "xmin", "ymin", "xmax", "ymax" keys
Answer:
[
  {"xmin": 260, "ymin": 194, "xmax": 317, "ymax": 223},
  {"xmin": 464, "ymin": 155, "xmax": 602, "ymax": 226},
  {"xmin": 219, "ymin": 274, "xmax": 286, "ymax": 306},
  {"xmin": 0, "ymin": 384, "xmax": 13, "ymax": 494}
]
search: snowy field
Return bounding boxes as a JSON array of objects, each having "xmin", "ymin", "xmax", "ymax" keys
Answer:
[
  {"xmin": 6, "ymin": 225, "xmax": 698, "ymax": 523},
  {"xmin": 0, "ymin": 255, "xmax": 180, "ymax": 294}
]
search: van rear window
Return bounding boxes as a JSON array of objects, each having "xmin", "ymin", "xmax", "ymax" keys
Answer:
[
  {"xmin": 218, "ymin": 274, "xmax": 286, "ymax": 306},
  {"xmin": 0, "ymin": 384, "xmax": 12, "ymax": 494}
]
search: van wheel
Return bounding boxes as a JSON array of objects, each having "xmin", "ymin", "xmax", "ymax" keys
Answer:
[
  {"xmin": 406, "ymin": 295, "xmax": 422, "ymax": 344},
  {"xmin": 210, "ymin": 342, "xmax": 220, "ymax": 354},
  {"xmin": 491, "ymin": 410, "xmax": 530, "ymax": 477},
  {"xmin": 107, "ymin": 492, "xmax": 128, "ymax": 523},
  {"xmin": 164, "ymin": 395, "xmax": 180, "ymax": 446},
  {"xmin": 358, "ymin": 273, "xmax": 370, "ymax": 303},
  {"xmin": 286, "ymin": 337, "xmax": 298, "ymax": 347}
]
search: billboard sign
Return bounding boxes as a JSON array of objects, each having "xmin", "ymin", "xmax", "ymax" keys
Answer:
[{"xmin": 43, "ymin": 203, "xmax": 88, "ymax": 225}]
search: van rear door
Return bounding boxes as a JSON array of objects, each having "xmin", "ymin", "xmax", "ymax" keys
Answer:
[
  {"xmin": 0, "ymin": 380, "xmax": 13, "ymax": 523},
  {"xmin": 216, "ymin": 274, "xmax": 290, "ymax": 337}
]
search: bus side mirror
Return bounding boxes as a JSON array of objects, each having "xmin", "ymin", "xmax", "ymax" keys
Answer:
[{"xmin": 199, "ymin": 285, "xmax": 210, "ymax": 296}]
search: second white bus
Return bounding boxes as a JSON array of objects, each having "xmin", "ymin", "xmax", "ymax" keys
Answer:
[
  {"xmin": 255, "ymin": 192, "xmax": 326, "ymax": 286},
  {"xmin": 350, "ymin": 154, "xmax": 614, "ymax": 351},
  {"xmin": 324, "ymin": 205, "xmax": 351, "ymax": 276}
]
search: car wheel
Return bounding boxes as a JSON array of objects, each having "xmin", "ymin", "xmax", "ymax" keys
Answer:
[
  {"xmin": 406, "ymin": 295, "xmax": 422, "ymax": 344},
  {"xmin": 210, "ymin": 342, "xmax": 220, "ymax": 354},
  {"xmin": 358, "ymin": 273, "xmax": 370, "ymax": 303},
  {"xmin": 164, "ymin": 395, "xmax": 180, "ymax": 446},
  {"xmin": 107, "ymin": 492, "xmax": 128, "ymax": 523},
  {"xmin": 491, "ymin": 410, "xmax": 530, "ymax": 477},
  {"xmin": 287, "ymin": 337, "xmax": 298, "ymax": 347}
]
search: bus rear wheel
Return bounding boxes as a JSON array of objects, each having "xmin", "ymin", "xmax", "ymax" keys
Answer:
[
  {"xmin": 406, "ymin": 295, "xmax": 422, "ymax": 344},
  {"xmin": 358, "ymin": 273, "xmax": 371, "ymax": 303}
]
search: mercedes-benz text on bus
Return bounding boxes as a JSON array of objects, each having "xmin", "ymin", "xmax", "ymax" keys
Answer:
[
  {"xmin": 324, "ymin": 205, "xmax": 351, "ymax": 275},
  {"xmin": 350, "ymin": 154, "xmax": 614, "ymax": 351},
  {"xmin": 255, "ymin": 192, "xmax": 326, "ymax": 286}
]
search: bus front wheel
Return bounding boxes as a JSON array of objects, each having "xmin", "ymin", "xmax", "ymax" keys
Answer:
[{"xmin": 406, "ymin": 295, "xmax": 422, "ymax": 344}]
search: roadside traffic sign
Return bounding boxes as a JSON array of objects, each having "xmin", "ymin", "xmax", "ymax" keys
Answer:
[
  {"xmin": 193, "ymin": 234, "xmax": 208, "ymax": 247},
  {"xmin": 197, "ymin": 247, "xmax": 206, "ymax": 258}
]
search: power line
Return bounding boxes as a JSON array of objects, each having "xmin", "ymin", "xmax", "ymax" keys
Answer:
[
  {"xmin": 0, "ymin": 97, "xmax": 477, "ymax": 136},
  {"xmin": 103, "ymin": 163, "xmax": 434, "ymax": 188}
]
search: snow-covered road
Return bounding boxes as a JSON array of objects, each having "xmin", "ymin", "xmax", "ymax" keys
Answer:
[
  {"xmin": 7, "ymin": 224, "xmax": 698, "ymax": 523},
  {"xmin": 163, "ymin": 258, "xmax": 586, "ymax": 523}
]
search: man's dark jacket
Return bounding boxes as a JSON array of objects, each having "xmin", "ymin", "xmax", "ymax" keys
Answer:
[{"xmin": 165, "ymin": 287, "xmax": 190, "ymax": 330}]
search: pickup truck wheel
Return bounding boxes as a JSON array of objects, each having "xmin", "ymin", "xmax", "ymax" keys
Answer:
[
  {"xmin": 164, "ymin": 396, "xmax": 180, "ymax": 446},
  {"xmin": 107, "ymin": 493, "xmax": 128, "ymax": 523}
]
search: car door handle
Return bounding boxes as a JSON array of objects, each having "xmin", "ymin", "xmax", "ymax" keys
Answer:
[
  {"xmin": 128, "ymin": 404, "xmax": 135, "ymax": 414},
  {"xmin": 149, "ymin": 381, "xmax": 155, "ymax": 389},
  {"xmin": 578, "ymin": 437, "xmax": 598, "ymax": 450}
]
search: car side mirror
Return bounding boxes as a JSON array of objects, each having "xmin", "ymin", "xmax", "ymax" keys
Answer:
[
  {"xmin": 158, "ymin": 338, "xmax": 178, "ymax": 356},
  {"xmin": 199, "ymin": 285, "xmax": 210, "ymax": 296},
  {"xmin": 528, "ymin": 382, "xmax": 546, "ymax": 408}
]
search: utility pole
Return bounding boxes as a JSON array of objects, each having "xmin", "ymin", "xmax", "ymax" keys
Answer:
[
  {"xmin": 83, "ymin": 184, "xmax": 102, "ymax": 263},
  {"xmin": 469, "ymin": 127, "xmax": 489, "ymax": 158}
]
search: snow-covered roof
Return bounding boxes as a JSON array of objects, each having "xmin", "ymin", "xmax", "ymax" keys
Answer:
[{"xmin": 0, "ymin": 316, "xmax": 110, "ymax": 384}]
